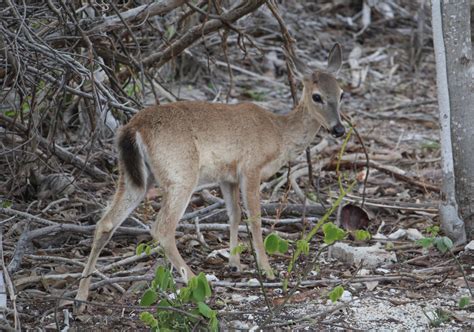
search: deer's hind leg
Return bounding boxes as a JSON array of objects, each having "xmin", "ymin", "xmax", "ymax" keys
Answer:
[
  {"xmin": 149, "ymin": 153, "xmax": 199, "ymax": 283},
  {"xmin": 75, "ymin": 174, "xmax": 148, "ymax": 312}
]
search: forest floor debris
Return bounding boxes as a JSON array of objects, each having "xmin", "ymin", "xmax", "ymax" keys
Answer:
[{"xmin": 1, "ymin": 1, "xmax": 473, "ymax": 330}]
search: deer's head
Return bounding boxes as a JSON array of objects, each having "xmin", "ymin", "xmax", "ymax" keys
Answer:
[{"xmin": 289, "ymin": 44, "xmax": 345, "ymax": 138}]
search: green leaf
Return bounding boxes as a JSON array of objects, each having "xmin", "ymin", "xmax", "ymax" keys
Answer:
[
  {"xmin": 197, "ymin": 301, "xmax": 214, "ymax": 318},
  {"xmin": 278, "ymin": 239, "xmax": 289, "ymax": 254},
  {"xmin": 323, "ymin": 222, "xmax": 346, "ymax": 245},
  {"xmin": 136, "ymin": 243, "xmax": 146, "ymax": 256},
  {"xmin": 459, "ymin": 296, "xmax": 470, "ymax": 308},
  {"xmin": 157, "ymin": 299, "xmax": 171, "ymax": 307},
  {"xmin": 139, "ymin": 311, "xmax": 158, "ymax": 328},
  {"xmin": 199, "ymin": 273, "xmax": 212, "ymax": 298},
  {"xmin": 145, "ymin": 245, "xmax": 152, "ymax": 256},
  {"xmin": 417, "ymin": 237, "xmax": 434, "ymax": 249},
  {"xmin": 166, "ymin": 25, "xmax": 176, "ymax": 39},
  {"xmin": 296, "ymin": 240, "xmax": 309, "ymax": 255},
  {"xmin": 178, "ymin": 285, "xmax": 192, "ymax": 302},
  {"xmin": 4, "ymin": 110, "xmax": 16, "ymax": 117},
  {"xmin": 427, "ymin": 225, "xmax": 440, "ymax": 237},
  {"xmin": 231, "ymin": 243, "xmax": 246, "ymax": 255},
  {"xmin": 306, "ymin": 192, "xmax": 317, "ymax": 202},
  {"xmin": 328, "ymin": 285, "xmax": 344, "ymax": 303},
  {"xmin": 421, "ymin": 139, "xmax": 440, "ymax": 150},
  {"xmin": 21, "ymin": 101, "xmax": 30, "ymax": 113},
  {"xmin": 192, "ymin": 274, "xmax": 211, "ymax": 302},
  {"xmin": 1, "ymin": 200, "xmax": 12, "ymax": 208},
  {"xmin": 192, "ymin": 283, "xmax": 206, "ymax": 302},
  {"xmin": 434, "ymin": 236, "xmax": 453, "ymax": 253},
  {"xmin": 140, "ymin": 288, "xmax": 157, "ymax": 306},
  {"xmin": 264, "ymin": 233, "xmax": 280, "ymax": 254},
  {"xmin": 354, "ymin": 229, "xmax": 371, "ymax": 241},
  {"xmin": 154, "ymin": 266, "xmax": 172, "ymax": 291},
  {"xmin": 209, "ymin": 315, "xmax": 219, "ymax": 332},
  {"xmin": 441, "ymin": 236, "xmax": 453, "ymax": 250}
]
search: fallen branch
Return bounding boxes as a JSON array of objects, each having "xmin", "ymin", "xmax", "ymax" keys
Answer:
[
  {"xmin": 62, "ymin": 273, "xmax": 424, "ymax": 297},
  {"xmin": 329, "ymin": 157, "xmax": 440, "ymax": 192}
]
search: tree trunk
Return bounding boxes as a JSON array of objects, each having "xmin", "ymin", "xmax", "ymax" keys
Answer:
[
  {"xmin": 431, "ymin": 0, "xmax": 471, "ymax": 243},
  {"xmin": 442, "ymin": 0, "xmax": 474, "ymax": 241}
]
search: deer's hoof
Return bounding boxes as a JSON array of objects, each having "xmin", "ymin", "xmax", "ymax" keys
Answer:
[
  {"xmin": 73, "ymin": 294, "xmax": 88, "ymax": 315},
  {"xmin": 264, "ymin": 269, "xmax": 276, "ymax": 280},
  {"xmin": 73, "ymin": 302, "xmax": 86, "ymax": 315}
]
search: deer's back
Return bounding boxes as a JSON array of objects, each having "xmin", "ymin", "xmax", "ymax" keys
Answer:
[{"xmin": 125, "ymin": 101, "xmax": 284, "ymax": 182}]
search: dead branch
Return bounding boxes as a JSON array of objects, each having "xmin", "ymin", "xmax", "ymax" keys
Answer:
[{"xmin": 142, "ymin": 0, "xmax": 267, "ymax": 68}]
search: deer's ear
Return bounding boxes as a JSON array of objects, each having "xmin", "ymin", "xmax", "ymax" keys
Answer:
[
  {"xmin": 327, "ymin": 43, "xmax": 342, "ymax": 74},
  {"xmin": 283, "ymin": 48, "xmax": 311, "ymax": 79}
]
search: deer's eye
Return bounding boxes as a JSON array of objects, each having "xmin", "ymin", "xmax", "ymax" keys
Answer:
[{"xmin": 312, "ymin": 93, "xmax": 323, "ymax": 103}]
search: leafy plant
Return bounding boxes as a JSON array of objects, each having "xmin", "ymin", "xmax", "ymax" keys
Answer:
[
  {"xmin": 328, "ymin": 285, "xmax": 344, "ymax": 303},
  {"xmin": 417, "ymin": 235, "xmax": 453, "ymax": 254},
  {"xmin": 1, "ymin": 200, "xmax": 13, "ymax": 208},
  {"xmin": 427, "ymin": 225, "xmax": 440, "ymax": 237},
  {"xmin": 322, "ymin": 222, "xmax": 346, "ymax": 245},
  {"xmin": 136, "ymin": 242, "xmax": 156, "ymax": 256},
  {"xmin": 418, "ymin": 229, "xmax": 473, "ymax": 313},
  {"xmin": 124, "ymin": 81, "xmax": 142, "ymax": 97},
  {"xmin": 354, "ymin": 229, "xmax": 371, "ymax": 241},
  {"xmin": 459, "ymin": 296, "xmax": 470, "ymax": 309},
  {"xmin": 138, "ymin": 262, "xmax": 218, "ymax": 331},
  {"xmin": 296, "ymin": 239, "xmax": 309, "ymax": 255},
  {"xmin": 421, "ymin": 139, "xmax": 441, "ymax": 150},
  {"xmin": 245, "ymin": 89, "xmax": 266, "ymax": 101},
  {"xmin": 264, "ymin": 233, "xmax": 289, "ymax": 255},
  {"xmin": 423, "ymin": 308, "xmax": 452, "ymax": 327},
  {"xmin": 230, "ymin": 243, "xmax": 247, "ymax": 256}
]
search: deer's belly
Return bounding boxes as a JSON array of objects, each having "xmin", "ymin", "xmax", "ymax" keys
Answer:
[
  {"xmin": 261, "ymin": 155, "xmax": 287, "ymax": 181},
  {"xmin": 198, "ymin": 158, "xmax": 239, "ymax": 185}
]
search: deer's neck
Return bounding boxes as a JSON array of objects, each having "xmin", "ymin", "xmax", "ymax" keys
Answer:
[{"xmin": 278, "ymin": 102, "xmax": 322, "ymax": 159}]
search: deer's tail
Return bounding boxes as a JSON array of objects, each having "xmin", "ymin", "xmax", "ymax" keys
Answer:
[{"xmin": 117, "ymin": 126, "xmax": 145, "ymax": 188}]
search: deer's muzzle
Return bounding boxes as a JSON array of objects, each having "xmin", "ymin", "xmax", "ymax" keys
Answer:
[{"xmin": 331, "ymin": 123, "xmax": 345, "ymax": 138}]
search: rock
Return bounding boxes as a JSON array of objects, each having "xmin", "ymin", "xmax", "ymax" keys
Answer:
[
  {"xmin": 356, "ymin": 268, "xmax": 378, "ymax": 290},
  {"xmin": 205, "ymin": 274, "xmax": 219, "ymax": 282},
  {"xmin": 207, "ymin": 249, "xmax": 230, "ymax": 259},
  {"xmin": 231, "ymin": 294, "xmax": 244, "ymax": 302},
  {"xmin": 376, "ymin": 268, "xmax": 391, "ymax": 274},
  {"xmin": 388, "ymin": 229, "xmax": 407, "ymax": 240},
  {"xmin": 230, "ymin": 320, "xmax": 250, "ymax": 330},
  {"xmin": 465, "ymin": 240, "xmax": 474, "ymax": 251},
  {"xmin": 246, "ymin": 296, "xmax": 259, "ymax": 302},
  {"xmin": 329, "ymin": 242, "xmax": 397, "ymax": 268},
  {"xmin": 247, "ymin": 278, "xmax": 260, "ymax": 287},
  {"xmin": 406, "ymin": 228, "xmax": 424, "ymax": 241},
  {"xmin": 341, "ymin": 290, "xmax": 352, "ymax": 302},
  {"xmin": 372, "ymin": 232, "xmax": 387, "ymax": 240},
  {"xmin": 232, "ymin": 294, "xmax": 259, "ymax": 303},
  {"xmin": 356, "ymin": 268, "xmax": 371, "ymax": 276},
  {"xmin": 365, "ymin": 281, "xmax": 379, "ymax": 291}
]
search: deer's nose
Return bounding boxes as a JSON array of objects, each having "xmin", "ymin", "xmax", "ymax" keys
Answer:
[{"xmin": 331, "ymin": 123, "xmax": 345, "ymax": 138}]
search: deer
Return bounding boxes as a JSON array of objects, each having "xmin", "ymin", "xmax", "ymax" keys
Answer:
[{"xmin": 74, "ymin": 43, "xmax": 345, "ymax": 312}]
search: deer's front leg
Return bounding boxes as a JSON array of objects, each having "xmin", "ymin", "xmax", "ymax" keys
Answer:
[
  {"xmin": 241, "ymin": 174, "xmax": 275, "ymax": 279},
  {"xmin": 220, "ymin": 181, "xmax": 242, "ymax": 271}
]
